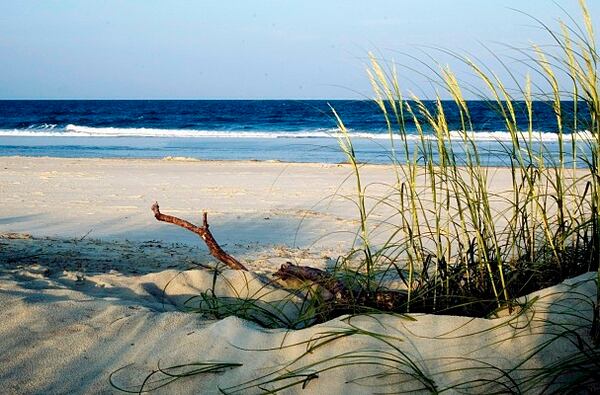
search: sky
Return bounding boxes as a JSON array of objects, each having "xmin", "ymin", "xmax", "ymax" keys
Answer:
[{"xmin": 1, "ymin": 0, "xmax": 598, "ymax": 99}]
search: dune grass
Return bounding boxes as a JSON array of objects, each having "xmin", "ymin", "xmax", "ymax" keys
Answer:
[{"xmin": 328, "ymin": 0, "xmax": 599, "ymax": 320}]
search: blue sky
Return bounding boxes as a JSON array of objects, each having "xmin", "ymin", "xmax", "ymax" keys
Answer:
[{"xmin": 1, "ymin": 1, "xmax": 597, "ymax": 99}]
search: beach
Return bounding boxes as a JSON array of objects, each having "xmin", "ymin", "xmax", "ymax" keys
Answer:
[
  {"xmin": 3, "ymin": 0, "xmax": 599, "ymax": 392},
  {"xmin": 0, "ymin": 156, "xmax": 596, "ymax": 393}
]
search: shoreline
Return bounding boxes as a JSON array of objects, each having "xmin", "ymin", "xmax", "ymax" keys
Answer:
[
  {"xmin": 1, "ymin": 154, "xmax": 363, "ymax": 166},
  {"xmin": 0, "ymin": 153, "xmax": 582, "ymax": 170},
  {"xmin": 1, "ymin": 127, "xmax": 591, "ymax": 167}
]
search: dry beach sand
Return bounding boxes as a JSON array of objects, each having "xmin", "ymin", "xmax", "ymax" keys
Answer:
[{"xmin": 0, "ymin": 156, "xmax": 596, "ymax": 393}]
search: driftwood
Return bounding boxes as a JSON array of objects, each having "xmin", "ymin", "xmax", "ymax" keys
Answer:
[
  {"xmin": 151, "ymin": 202, "xmax": 247, "ymax": 271},
  {"xmin": 273, "ymin": 262, "xmax": 349, "ymax": 301},
  {"xmin": 273, "ymin": 263, "xmax": 408, "ymax": 310},
  {"xmin": 151, "ymin": 202, "xmax": 407, "ymax": 312}
]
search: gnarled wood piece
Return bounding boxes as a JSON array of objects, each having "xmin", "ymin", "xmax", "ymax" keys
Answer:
[
  {"xmin": 273, "ymin": 262, "xmax": 408, "ymax": 309},
  {"xmin": 273, "ymin": 262, "xmax": 348, "ymax": 300},
  {"xmin": 151, "ymin": 202, "xmax": 248, "ymax": 271}
]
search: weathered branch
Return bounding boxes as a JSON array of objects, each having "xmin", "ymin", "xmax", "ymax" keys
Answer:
[{"xmin": 151, "ymin": 202, "xmax": 247, "ymax": 271}]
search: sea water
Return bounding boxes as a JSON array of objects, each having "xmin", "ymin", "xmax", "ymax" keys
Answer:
[{"xmin": 0, "ymin": 100, "xmax": 592, "ymax": 166}]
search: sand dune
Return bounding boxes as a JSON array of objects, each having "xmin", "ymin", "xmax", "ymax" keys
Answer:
[{"xmin": 1, "ymin": 244, "xmax": 595, "ymax": 393}]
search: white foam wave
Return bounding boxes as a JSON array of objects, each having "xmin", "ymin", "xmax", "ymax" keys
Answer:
[
  {"xmin": 9, "ymin": 124, "xmax": 344, "ymax": 139},
  {"xmin": 0, "ymin": 124, "xmax": 593, "ymax": 142},
  {"xmin": 27, "ymin": 123, "xmax": 57, "ymax": 130},
  {"xmin": 0, "ymin": 130, "xmax": 75, "ymax": 137},
  {"xmin": 442, "ymin": 130, "xmax": 594, "ymax": 142}
]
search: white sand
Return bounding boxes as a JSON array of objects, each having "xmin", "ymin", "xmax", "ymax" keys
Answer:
[
  {"xmin": 0, "ymin": 156, "xmax": 386, "ymax": 271},
  {"xmin": 0, "ymin": 156, "xmax": 597, "ymax": 393}
]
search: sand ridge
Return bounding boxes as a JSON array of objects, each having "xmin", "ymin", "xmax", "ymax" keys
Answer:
[{"xmin": 0, "ymin": 241, "xmax": 595, "ymax": 393}]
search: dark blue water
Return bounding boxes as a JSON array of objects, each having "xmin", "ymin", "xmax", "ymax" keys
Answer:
[{"xmin": 0, "ymin": 100, "xmax": 592, "ymax": 165}]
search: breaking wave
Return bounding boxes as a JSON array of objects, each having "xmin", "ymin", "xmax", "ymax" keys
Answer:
[{"xmin": 0, "ymin": 124, "xmax": 593, "ymax": 142}]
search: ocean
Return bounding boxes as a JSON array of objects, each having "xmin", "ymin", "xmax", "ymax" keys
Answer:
[{"xmin": 0, "ymin": 100, "xmax": 591, "ymax": 166}]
